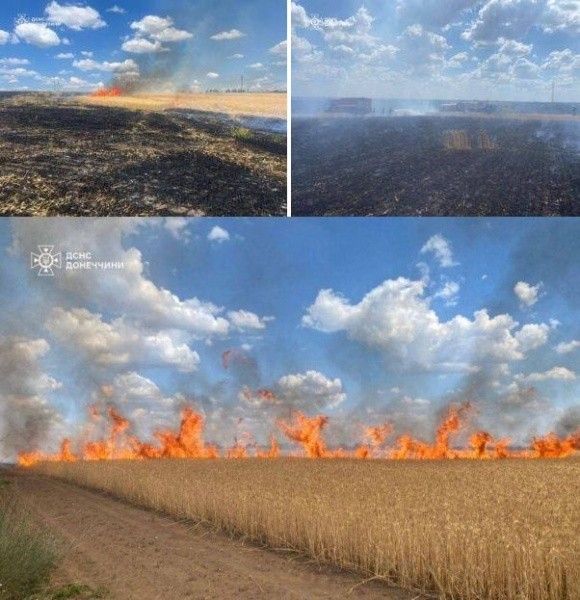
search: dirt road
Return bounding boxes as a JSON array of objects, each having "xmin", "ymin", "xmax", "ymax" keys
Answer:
[{"xmin": 7, "ymin": 470, "xmax": 419, "ymax": 600}]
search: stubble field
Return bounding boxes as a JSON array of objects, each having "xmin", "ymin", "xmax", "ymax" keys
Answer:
[
  {"xmin": 34, "ymin": 457, "xmax": 580, "ymax": 600},
  {"xmin": 292, "ymin": 114, "xmax": 580, "ymax": 216},
  {"xmin": 0, "ymin": 93, "xmax": 286, "ymax": 217}
]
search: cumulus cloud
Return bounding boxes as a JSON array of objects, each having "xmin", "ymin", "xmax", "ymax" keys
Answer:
[
  {"xmin": 554, "ymin": 340, "xmax": 580, "ymax": 354},
  {"xmin": 207, "ymin": 226, "xmax": 229, "ymax": 243},
  {"xmin": 164, "ymin": 218, "xmax": 191, "ymax": 242},
  {"xmin": 514, "ymin": 281, "xmax": 543, "ymax": 307},
  {"xmin": 206, "ymin": 72, "xmax": 220, "ymax": 79},
  {"xmin": 73, "ymin": 58, "xmax": 138, "ymax": 73},
  {"xmin": 107, "ymin": 5, "xmax": 126, "ymax": 14},
  {"xmin": 227, "ymin": 311, "xmax": 272, "ymax": 332},
  {"xmin": 10, "ymin": 220, "xmax": 233, "ymax": 338},
  {"xmin": 46, "ymin": 308, "xmax": 201, "ymax": 372},
  {"xmin": 55, "ymin": 52, "xmax": 74, "ymax": 59},
  {"xmin": 0, "ymin": 30, "xmax": 11, "ymax": 45},
  {"xmin": 129, "ymin": 15, "xmax": 193, "ymax": 42},
  {"xmin": 210, "ymin": 29, "xmax": 246, "ymax": 41},
  {"xmin": 515, "ymin": 366, "xmax": 576, "ymax": 382},
  {"xmin": 45, "ymin": 1, "xmax": 106, "ymax": 31},
  {"xmin": 396, "ymin": 0, "xmax": 479, "ymax": 28},
  {"xmin": 122, "ymin": 38, "xmax": 166, "ymax": 54},
  {"xmin": 462, "ymin": 0, "xmax": 547, "ymax": 42},
  {"xmin": 15, "ymin": 23, "xmax": 61, "ymax": 48},
  {"xmin": 397, "ymin": 24, "xmax": 450, "ymax": 73},
  {"xmin": 269, "ymin": 40, "xmax": 287, "ymax": 57},
  {"xmin": 420, "ymin": 235, "xmax": 458, "ymax": 267},
  {"xmin": 0, "ymin": 58, "xmax": 30, "ymax": 66},
  {"xmin": 303, "ymin": 277, "xmax": 550, "ymax": 372},
  {"xmin": 277, "ymin": 371, "xmax": 346, "ymax": 410},
  {"xmin": 434, "ymin": 280, "xmax": 460, "ymax": 305}
]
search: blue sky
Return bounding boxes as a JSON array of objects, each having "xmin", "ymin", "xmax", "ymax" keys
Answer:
[
  {"xmin": 0, "ymin": 1, "xmax": 287, "ymax": 92},
  {"xmin": 292, "ymin": 0, "xmax": 579, "ymax": 101},
  {"xmin": 0, "ymin": 218, "xmax": 579, "ymax": 458}
]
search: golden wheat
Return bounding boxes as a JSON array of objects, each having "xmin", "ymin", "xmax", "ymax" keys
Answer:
[
  {"xmin": 77, "ymin": 93, "xmax": 287, "ymax": 119},
  {"xmin": 34, "ymin": 458, "xmax": 580, "ymax": 600}
]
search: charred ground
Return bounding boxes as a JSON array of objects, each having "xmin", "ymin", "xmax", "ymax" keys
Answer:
[
  {"xmin": 292, "ymin": 114, "xmax": 580, "ymax": 216},
  {"xmin": 0, "ymin": 94, "xmax": 286, "ymax": 216}
]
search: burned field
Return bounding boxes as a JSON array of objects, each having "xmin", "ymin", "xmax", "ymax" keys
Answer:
[
  {"xmin": 292, "ymin": 115, "xmax": 580, "ymax": 216},
  {"xmin": 0, "ymin": 94, "xmax": 286, "ymax": 216}
]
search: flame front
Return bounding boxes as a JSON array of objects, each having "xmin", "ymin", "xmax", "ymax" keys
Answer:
[
  {"xmin": 90, "ymin": 87, "xmax": 123, "ymax": 97},
  {"xmin": 17, "ymin": 403, "xmax": 580, "ymax": 467}
]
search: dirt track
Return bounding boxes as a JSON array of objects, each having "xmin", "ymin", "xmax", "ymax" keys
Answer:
[{"xmin": 7, "ymin": 470, "xmax": 418, "ymax": 600}]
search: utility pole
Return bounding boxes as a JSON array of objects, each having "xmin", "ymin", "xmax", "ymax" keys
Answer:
[{"xmin": 240, "ymin": 75, "xmax": 244, "ymax": 93}]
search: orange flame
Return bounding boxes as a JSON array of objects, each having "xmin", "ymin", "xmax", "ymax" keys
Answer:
[
  {"xmin": 90, "ymin": 87, "xmax": 123, "ymax": 97},
  {"xmin": 17, "ymin": 402, "xmax": 580, "ymax": 467}
]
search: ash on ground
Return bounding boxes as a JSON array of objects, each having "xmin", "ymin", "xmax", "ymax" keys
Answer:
[{"xmin": 0, "ymin": 93, "xmax": 286, "ymax": 216}]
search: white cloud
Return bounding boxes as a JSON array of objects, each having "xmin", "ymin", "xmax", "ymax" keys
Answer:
[
  {"xmin": 420, "ymin": 234, "xmax": 458, "ymax": 267},
  {"xmin": 0, "ymin": 58, "xmax": 30, "ymax": 65},
  {"xmin": 46, "ymin": 308, "xmax": 201, "ymax": 373},
  {"xmin": 0, "ymin": 30, "xmax": 12, "ymax": 45},
  {"xmin": 397, "ymin": 24, "xmax": 450, "ymax": 74},
  {"xmin": 122, "ymin": 38, "xmax": 166, "ymax": 54},
  {"xmin": 516, "ymin": 366, "xmax": 576, "ymax": 382},
  {"xmin": 210, "ymin": 29, "xmax": 246, "ymax": 41},
  {"xmin": 303, "ymin": 278, "xmax": 550, "ymax": 372},
  {"xmin": 277, "ymin": 371, "xmax": 346, "ymax": 410},
  {"xmin": 129, "ymin": 15, "xmax": 192, "ymax": 43},
  {"xmin": 164, "ymin": 218, "xmax": 191, "ymax": 242},
  {"xmin": 396, "ymin": 0, "xmax": 479, "ymax": 28},
  {"xmin": 11, "ymin": 220, "xmax": 232, "ymax": 339},
  {"xmin": 206, "ymin": 72, "xmax": 220, "ymax": 79},
  {"xmin": 434, "ymin": 280, "xmax": 460, "ymax": 305},
  {"xmin": 15, "ymin": 23, "xmax": 61, "ymax": 48},
  {"xmin": 73, "ymin": 58, "xmax": 139, "ymax": 73},
  {"xmin": 462, "ymin": 0, "xmax": 547, "ymax": 42},
  {"xmin": 269, "ymin": 40, "xmax": 287, "ymax": 57},
  {"xmin": 107, "ymin": 5, "xmax": 126, "ymax": 14},
  {"xmin": 227, "ymin": 310, "xmax": 272, "ymax": 332},
  {"xmin": 555, "ymin": 340, "xmax": 580, "ymax": 354},
  {"xmin": 514, "ymin": 281, "xmax": 543, "ymax": 307},
  {"xmin": 542, "ymin": 49, "xmax": 580, "ymax": 74},
  {"xmin": 55, "ymin": 52, "xmax": 74, "ymax": 59},
  {"xmin": 228, "ymin": 53, "xmax": 244, "ymax": 59},
  {"xmin": 542, "ymin": 0, "xmax": 580, "ymax": 34},
  {"xmin": 45, "ymin": 1, "xmax": 106, "ymax": 31},
  {"xmin": 514, "ymin": 323, "xmax": 550, "ymax": 353},
  {"xmin": 292, "ymin": 2, "xmax": 310, "ymax": 29},
  {"xmin": 207, "ymin": 226, "xmax": 229, "ymax": 242},
  {"xmin": 249, "ymin": 62, "xmax": 264, "ymax": 69}
]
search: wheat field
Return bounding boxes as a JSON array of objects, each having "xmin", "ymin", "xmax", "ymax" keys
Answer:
[
  {"xmin": 77, "ymin": 93, "xmax": 287, "ymax": 118},
  {"xmin": 34, "ymin": 458, "xmax": 580, "ymax": 600}
]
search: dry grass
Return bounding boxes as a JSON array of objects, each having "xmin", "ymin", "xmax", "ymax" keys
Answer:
[
  {"xmin": 0, "ymin": 482, "xmax": 61, "ymax": 599},
  {"xmin": 78, "ymin": 93, "xmax": 287, "ymax": 119},
  {"xmin": 34, "ymin": 458, "xmax": 580, "ymax": 600}
]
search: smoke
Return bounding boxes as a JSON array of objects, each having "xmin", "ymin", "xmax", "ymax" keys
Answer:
[
  {"xmin": 556, "ymin": 406, "xmax": 580, "ymax": 437},
  {"xmin": 0, "ymin": 337, "xmax": 62, "ymax": 459}
]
